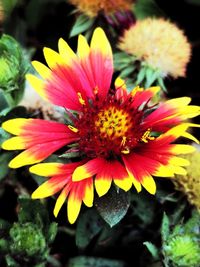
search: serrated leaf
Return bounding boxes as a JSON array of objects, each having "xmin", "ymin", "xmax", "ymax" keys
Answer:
[
  {"xmin": 76, "ymin": 209, "xmax": 103, "ymax": 249},
  {"xmin": 95, "ymin": 187, "xmax": 130, "ymax": 227},
  {"xmin": 161, "ymin": 213, "xmax": 170, "ymax": 242},
  {"xmin": 157, "ymin": 77, "xmax": 167, "ymax": 92},
  {"xmin": 70, "ymin": 14, "xmax": 95, "ymax": 37},
  {"xmin": 120, "ymin": 65, "xmax": 136, "ymax": 78},
  {"xmin": 136, "ymin": 67, "xmax": 146, "ymax": 85},
  {"xmin": 68, "ymin": 256, "xmax": 125, "ymax": 267},
  {"xmin": 143, "ymin": 241, "xmax": 159, "ymax": 260},
  {"xmin": 145, "ymin": 67, "xmax": 160, "ymax": 87}
]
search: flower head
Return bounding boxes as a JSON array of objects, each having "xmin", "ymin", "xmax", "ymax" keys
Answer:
[
  {"xmin": 118, "ymin": 18, "xmax": 191, "ymax": 78},
  {"xmin": 174, "ymin": 147, "xmax": 200, "ymax": 210},
  {"xmin": 69, "ymin": 0, "xmax": 133, "ymax": 17},
  {"xmin": 1, "ymin": 28, "xmax": 200, "ymax": 223}
]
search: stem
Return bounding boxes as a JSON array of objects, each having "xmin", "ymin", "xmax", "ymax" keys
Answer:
[{"xmin": 4, "ymin": 93, "xmax": 15, "ymax": 107}]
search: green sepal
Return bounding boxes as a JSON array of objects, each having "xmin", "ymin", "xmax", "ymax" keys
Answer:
[{"xmin": 70, "ymin": 14, "xmax": 95, "ymax": 37}]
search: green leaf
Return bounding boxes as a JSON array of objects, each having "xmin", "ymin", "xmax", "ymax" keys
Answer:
[
  {"xmin": 95, "ymin": 187, "xmax": 130, "ymax": 227},
  {"xmin": 68, "ymin": 256, "xmax": 125, "ymax": 267},
  {"xmin": 0, "ymin": 152, "xmax": 13, "ymax": 180},
  {"xmin": 120, "ymin": 65, "xmax": 136, "ymax": 78},
  {"xmin": 143, "ymin": 241, "xmax": 159, "ymax": 260},
  {"xmin": 59, "ymin": 151, "xmax": 80, "ymax": 159},
  {"xmin": 145, "ymin": 67, "xmax": 160, "ymax": 87},
  {"xmin": 70, "ymin": 14, "xmax": 95, "ymax": 37},
  {"xmin": 76, "ymin": 209, "xmax": 103, "ymax": 249},
  {"xmin": 134, "ymin": 0, "xmax": 164, "ymax": 19},
  {"xmin": 46, "ymin": 222, "xmax": 58, "ymax": 244},
  {"xmin": 157, "ymin": 77, "xmax": 168, "ymax": 92},
  {"xmin": 161, "ymin": 213, "xmax": 170, "ymax": 242},
  {"xmin": 0, "ymin": 127, "xmax": 10, "ymax": 145},
  {"xmin": 136, "ymin": 67, "xmax": 146, "ymax": 85}
]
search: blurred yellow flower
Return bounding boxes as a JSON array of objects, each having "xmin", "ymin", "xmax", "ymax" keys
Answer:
[
  {"xmin": 69, "ymin": 0, "xmax": 133, "ymax": 17},
  {"xmin": 119, "ymin": 18, "xmax": 191, "ymax": 78},
  {"xmin": 174, "ymin": 147, "xmax": 200, "ymax": 210}
]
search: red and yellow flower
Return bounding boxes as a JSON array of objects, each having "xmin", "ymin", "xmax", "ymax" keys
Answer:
[{"xmin": 1, "ymin": 28, "xmax": 200, "ymax": 223}]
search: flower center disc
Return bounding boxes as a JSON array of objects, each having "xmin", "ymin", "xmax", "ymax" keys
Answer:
[{"xmin": 95, "ymin": 106, "xmax": 132, "ymax": 139}]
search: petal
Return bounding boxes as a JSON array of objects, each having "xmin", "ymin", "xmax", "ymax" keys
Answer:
[
  {"xmin": 182, "ymin": 132, "xmax": 199, "ymax": 144},
  {"xmin": 30, "ymin": 162, "xmax": 81, "ymax": 176},
  {"xmin": 126, "ymin": 170, "xmax": 142, "ymax": 193},
  {"xmin": 29, "ymin": 163, "xmax": 65, "ymax": 176},
  {"xmin": 43, "ymin": 47, "xmax": 65, "ymax": 69},
  {"xmin": 131, "ymin": 86, "xmax": 160, "ymax": 109},
  {"xmin": 2, "ymin": 118, "xmax": 78, "ymax": 168},
  {"xmin": 95, "ymin": 175, "xmax": 112, "ymax": 197},
  {"xmin": 2, "ymin": 137, "xmax": 26, "ymax": 150},
  {"xmin": 8, "ymin": 139, "xmax": 71, "ymax": 168},
  {"xmin": 82, "ymin": 178, "xmax": 94, "ymax": 207},
  {"xmin": 32, "ymin": 175, "xmax": 69, "ymax": 198},
  {"xmin": 26, "ymin": 74, "xmax": 47, "ymax": 101},
  {"xmin": 90, "ymin": 27, "xmax": 113, "ymax": 99},
  {"xmin": 58, "ymin": 38, "xmax": 77, "ymax": 63},
  {"xmin": 67, "ymin": 187, "xmax": 82, "ymax": 224},
  {"xmin": 72, "ymin": 158, "xmax": 105, "ymax": 181},
  {"xmin": 2, "ymin": 118, "xmax": 31, "ymax": 135},
  {"xmin": 143, "ymin": 97, "xmax": 200, "ymax": 130},
  {"xmin": 115, "ymin": 77, "xmax": 128, "ymax": 102},
  {"xmin": 32, "ymin": 61, "xmax": 51, "ymax": 79},
  {"xmin": 169, "ymin": 156, "xmax": 190, "ymax": 166},
  {"xmin": 123, "ymin": 154, "xmax": 157, "ymax": 194},
  {"xmin": 77, "ymin": 34, "xmax": 90, "ymax": 59},
  {"xmin": 122, "ymin": 156, "xmax": 142, "ymax": 192},
  {"xmin": 141, "ymin": 174, "xmax": 156, "ymax": 195},
  {"xmin": 54, "ymin": 183, "xmax": 71, "ymax": 217},
  {"xmin": 171, "ymin": 144, "xmax": 196, "ymax": 154}
]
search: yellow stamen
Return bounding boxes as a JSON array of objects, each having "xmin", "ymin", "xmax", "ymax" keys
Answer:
[
  {"xmin": 77, "ymin": 92, "xmax": 85, "ymax": 105},
  {"xmin": 121, "ymin": 136, "xmax": 130, "ymax": 154},
  {"xmin": 121, "ymin": 147, "xmax": 130, "ymax": 154},
  {"xmin": 141, "ymin": 128, "xmax": 155, "ymax": 143},
  {"xmin": 68, "ymin": 125, "xmax": 79, "ymax": 133},
  {"xmin": 121, "ymin": 136, "xmax": 127, "ymax": 146}
]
